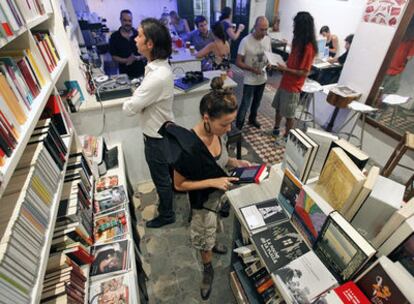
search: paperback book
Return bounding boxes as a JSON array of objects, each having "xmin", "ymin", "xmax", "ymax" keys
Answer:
[
  {"xmin": 94, "ymin": 185, "xmax": 128, "ymax": 214},
  {"xmin": 90, "ymin": 239, "xmax": 129, "ymax": 277},
  {"xmin": 89, "ymin": 273, "xmax": 132, "ymax": 304},
  {"xmin": 94, "ymin": 208, "xmax": 128, "ymax": 244}
]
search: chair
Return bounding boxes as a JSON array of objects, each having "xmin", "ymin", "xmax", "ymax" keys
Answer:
[
  {"xmin": 335, "ymin": 101, "xmax": 377, "ymax": 149},
  {"xmin": 381, "ymin": 94, "xmax": 410, "ymax": 126},
  {"xmin": 381, "ymin": 132, "xmax": 414, "ymax": 201},
  {"xmin": 297, "ymin": 79, "xmax": 323, "ymax": 128}
]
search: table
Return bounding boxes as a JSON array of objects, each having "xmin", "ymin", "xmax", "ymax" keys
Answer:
[
  {"xmin": 71, "ymin": 70, "xmax": 237, "ymax": 185},
  {"xmin": 170, "ymin": 47, "xmax": 202, "ymax": 75}
]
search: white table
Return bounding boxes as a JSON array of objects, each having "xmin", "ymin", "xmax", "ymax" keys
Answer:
[{"xmin": 170, "ymin": 47, "xmax": 202, "ymax": 75}]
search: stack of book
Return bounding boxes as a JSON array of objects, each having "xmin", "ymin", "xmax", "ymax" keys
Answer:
[
  {"xmin": 0, "ymin": 119, "xmax": 67, "ymax": 303},
  {"xmin": 61, "ymin": 87, "xmax": 82, "ymax": 113},
  {"xmin": 32, "ymin": 30, "xmax": 60, "ymax": 73}
]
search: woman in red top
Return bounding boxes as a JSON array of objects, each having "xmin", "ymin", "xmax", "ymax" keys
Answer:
[{"xmin": 271, "ymin": 12, "xmax": 317, "ymax": 143}]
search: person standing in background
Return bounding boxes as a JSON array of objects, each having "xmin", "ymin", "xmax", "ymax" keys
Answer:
[
  {"xmin": 187, "ymin": 15, "xmax": 214, "ymax": 51},
  {"xmin": 122, "ymin": 18, "xmax": 175, "ymax": 228},
  {"xmin": 272, "ymin": 12, "xmax": 317, "ymax": 144},
  {"xmin": 109, "ymin": 10, "xmax": 146, "ymax": 79},
  {"xmin": 169, "ymin": 11, "xmax": 190, "ymax": 39},
  {"xmin": 235, "ymin": 16, "xmax": 271, "ymax": 130},
  {"xmin": 320, "ymin": 25, "xmax": 339, "ymax": 58},
  {"xmin": 219, "ymin": 6, "xmax": 245, "ymax": 42}
]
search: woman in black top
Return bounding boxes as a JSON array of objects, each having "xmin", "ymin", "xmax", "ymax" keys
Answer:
[{"xmin": 320, "ymin": 25, "xmax": 339, "ymax": 57}]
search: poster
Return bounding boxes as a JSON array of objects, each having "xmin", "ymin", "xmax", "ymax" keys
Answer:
[{"xmin": 363, "ymin": 0, "xmax": 407, "ymax": 27}]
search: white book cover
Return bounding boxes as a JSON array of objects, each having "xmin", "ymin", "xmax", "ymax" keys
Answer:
[
  {"xmin": 351, "ymin": 176, "xmax": 405, "ymax": 241},
  {"xmin": 274, "ymin": 251, "xmax": 337, "ymax": 304},
  {"xmin": 283, "ymin": 130, "xmax": 313, "ymax": 182}
]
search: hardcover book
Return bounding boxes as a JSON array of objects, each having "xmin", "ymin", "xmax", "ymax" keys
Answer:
[
  {"xmin": 251, "ymin": 220, "xmax": 309, "ymax": 273},
  {"xmin": 274, "ymin": 251, "xmax": 337, "ymax": 303},
  {"xmin": 292, "ymin": 185, "xmax": 333, "ymax": 246},
  {"xmin": 277, "ymin": 168, "xmax": 303, "ymax": 217},
  {"xmin": 314, "ymin": 212, "xmax": 376, "ymax": 282},
  {"xmin": 240, "ymin": 198, "xmax": 288, "ymax": 231}
]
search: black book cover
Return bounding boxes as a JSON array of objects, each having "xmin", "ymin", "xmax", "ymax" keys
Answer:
[{"xmin": 251, "ymin": 221, "xmax": 310, "ymax": 273}]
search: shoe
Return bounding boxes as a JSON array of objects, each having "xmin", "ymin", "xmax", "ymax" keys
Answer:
[
  {"xmin": 248, "ymin": 120, "xmax": 261, "ymax": 129},
  {"xmin": 212, "ymin": 243, "xmax": 228, "ymax": 255},
  {"xmin": 146, "ymin": 216, "xmax": 175, "ymax": 228},
  {"xmin": 200, "ymin": 263, "xmax": 214, "ymax": 300},
  {"xmin": 272, "ymin": 128, "xmax": 280, "ymax": 137}
]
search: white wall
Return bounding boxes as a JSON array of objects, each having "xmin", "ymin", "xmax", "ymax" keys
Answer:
[
  {"xmin": 249, "ymin": 0, "xmax": 267, "ymax": 31},
  {"xmin": 278, "ymin": 0, "xmax": 365, "ymax": 54},
  {"xmin": 86, "ymin": 0, "xmax": 177, "ymax": 31}
]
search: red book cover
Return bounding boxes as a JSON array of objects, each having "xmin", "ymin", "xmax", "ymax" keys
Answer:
[
  {"xmin": 254, "ymin": 164, "xmax": 266, "ymax": 183},
  {"xmin": 1, "ymin": 22, "xmax": 13, "ymax": 37},
  {"xmin": 335, "ymin": 282, "xmax": 370, "ymax": 304},
  {"xmin": 16, "ymin": 59, "xmax": 39, "ymax": 97},
  {"xmin": 39, "ymin": 37, "xmax": 57, "ymax": 68}
]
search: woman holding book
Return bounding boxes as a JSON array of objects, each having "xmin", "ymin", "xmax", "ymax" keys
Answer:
[{"xmin": 159, "ymin": 77, "xmax": 250, "ymax": 300}]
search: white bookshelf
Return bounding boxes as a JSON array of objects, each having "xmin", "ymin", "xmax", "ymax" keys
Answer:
[{"xmin": 30, "ymin": 132, "xmax": 73, "ymax": 304}]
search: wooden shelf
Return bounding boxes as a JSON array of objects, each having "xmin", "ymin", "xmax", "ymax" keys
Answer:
[{"xmin": 30, "ymin": 133, "xmax": 74, "ymax": 304}]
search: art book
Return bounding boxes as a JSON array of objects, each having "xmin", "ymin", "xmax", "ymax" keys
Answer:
[
  {"xmin": 94, "ymin": 208, "xmax": 128, "ymax": 244},
  {"xmin": 90, "ymin": 239, "xmax": 129, "ymax": 277},
  {"xmin": 89, "ymin": 273, "xmax": 132, "ymax": 304},
  {"xmin": 314, "ymin": 212, "xmax": 376, "ymax": 283},
  {"xmin": 96, "ymin": 175, "xmax": 119, "ymax": 192},
  {"xmin": 240, "ymin": 198, "xmax": 288, "ymax": 231},
  {"xmin": 292, "ymin": 185, "xmax": 333, "ymax": 246},
  {"xmin": 94, "ymin": 185, "xmax": 128, "ymax": 214},
  {"xmin": 317, "ymin": 281, "xmax": 370, "ymax": 304},
  {"xmin": 251, "ymin": 220, "xmax": 309, "ymax": 273},
  {"xmin": 278, "ymin": 168, "xmax": 303, "ymax": 217},
  {"xmin": 274, "ymin": 251, "xmax": 337, "ymax": 303}
]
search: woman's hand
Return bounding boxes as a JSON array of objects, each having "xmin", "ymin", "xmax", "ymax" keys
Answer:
[
  {"xmin": 275, "ymin": 62, "xmax": 287, "ymax": 71},
  {"xmin": 209, "ymin": 177, "xmax": 239, "ymax": 191},
  {"xmin": 234, "ymin": 159, "xmax": 251, "ymax": 168}
]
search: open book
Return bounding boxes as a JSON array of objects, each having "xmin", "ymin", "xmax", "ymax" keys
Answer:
[{"xmin": 264, "ymin": 51, "xmax": 285, "ymax": 66}]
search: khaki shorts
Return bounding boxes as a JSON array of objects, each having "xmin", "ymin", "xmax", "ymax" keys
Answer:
[
  {"xmin": 190, "ymin": 195, "xmax": 225, "ymax": 251},
  {"xmin": 272, "ymin": 88, "xmax": 300, "ymax": 119}
]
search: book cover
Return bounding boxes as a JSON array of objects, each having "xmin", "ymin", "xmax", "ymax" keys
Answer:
[
  {"xmin": 278, "ymin": 168, "xmax": 303, "ymax": 216},
  {"xmin": 251, "ymin": 220, "xmax": 309, "ymax": 273},
  {"xmin": 0, "ymin": 73, "xmax": 27, "ymax": 124},
  {"xmin": 292, "ymin": 185, "xmax": 333, "ymax": 246},
  {"xmin": 90, "ymin": 239, "xmax": 129, "ymax": 277},
  {"xmin": 94, "ymin": 208, "xmax": 128, "ymax": 243},
  {"xmin": 240, "ymin": 198, "xmax": 288, "ymax": 231},
  {"xmin": 388, "ymin": 232, "xmax": 414, "ymax": 277},
  {"xmin": 356, "ymin": 257, "xmax": 411, "ymax": 304},
  {"xmin": 89, "ymin": 273, "xmax": 130, "ymax": 304},
  {"xmin": 94, "ymin": 185, "xmax": 128, "ymax": 214},
  {"xmin": 230, "ymin": 164, "xmax": 267, "ymax": 184},
  {"xmin": 329, "ymin": 139, "xmax": 369, "ymax": 170},
  {"xmin": 96, "ymin": 175, "xmax": 119, "ymax": 192},
  {"xmin": 274, "ymin": 251, "xmax": 337, "ymax": 303},
  {"xmin": 314, "ymin": 212, "xmax": 376, "ymax": 282},
  {"xmin": 317, "ymin": 281, "xmax": 370, "ymax": 304},
  {"xmin": 314, "ymin": 148, "xmax": 366, "ymax": 213},
  {"xmin": 283, "ymin": 129, "xmax": 314, "ymax": 182}
]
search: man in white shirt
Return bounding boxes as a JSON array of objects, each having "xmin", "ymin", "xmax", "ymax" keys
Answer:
[
  {"xmin": 235, "ymin": 16, "xmax": 271, "ymax": 130},
  {"xmin": 123, "ymin": 18, "xmax": 175, "ymax": 228}
]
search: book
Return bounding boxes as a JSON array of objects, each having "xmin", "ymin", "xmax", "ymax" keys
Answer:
[
  {"xmin": 351, "ymin": 176, "xmax": 405, "ymax": 241},
  {"xmin": 317, "ymin": 281, "xmax": 370, "ymax": 304},
  {"xmin": 94, "ymin": 208, "xmax": 128, "ymax": 243},
  {"xmin": 240, "ymin": 199, "xmax": 288, "ymax": 231},
  {"xmin": 305, "ymin": 127, "xmax": 339, "ymax": 178},
  {"xmin": 264, "ymin": 51, "xmax": 284, "ymax": 66},
  {"xmin": 292, "ymin": 185, "xmax": 334, "ymax": 246},
  {"xmin": 90, "ymin": 239, "xmax": 129, "ymax": 277},
  {"xmin": 230, "ymin": 164, "xmax": 268, "ymax": 184},
  {"xmin": 89, "ymin": 273, "xmax": 131, "ymax": 304},
  {"xmin": 0, "ymin": 73, "xmax": 27, "ymax": 125},
  {"xmin": 294, "ymin": 128, "xmax": 319, "ymax": 182},
  {"xmin": 283, "ymin": 129, "xmax": 318, "ymax": 183},
  {"xmin": 94, "ymin": 185, "xmax": 128, "ymax": 214},
  {"xmin": 251, "ymin": 220, "xmax": 309, "ymax": 273},
  {"xmin": 277, "ymin": 168, "xmax": 303, "ymax": 217},
  {"xmin": 388, "ymin": 231, "xmax": 414, "ymax": 277},
  {"xmin": 329, "ymin": 139, "xmax": 369, "ymax": 170},
  {"xmin": 96, "ymin": 175, "xmax": 119, "ymax": 192},
  {"xmin": 372, "ymin": 198, "xmax": 414, "ymax": 248},
  {"xmin": 342, "ymin": 166, "xmax": 380, "ymax": 221},
  {"xmin": 329, "ymin": 86, "xmax": 361, "ymax": 98},
  {"xmin": 230, "ymin": 271, "xmax": 249, "ymax": 304},
  {"xmin": 356, "ymin": 256, "xmax": 414, "ymax": 304},
  {"xmin": 274, "ymin": 251, "xmax": 338, "ymax": 303},
  {"xmin": 313, "ymin": 212, "xmax": 376, "ymax": 282},
  {"xmin": 314, "ymin": 148, "xmax": 366, "ymax": 213}
]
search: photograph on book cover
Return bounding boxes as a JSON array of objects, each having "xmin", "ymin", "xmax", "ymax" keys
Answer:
[
  {"xmin": 278, "ymin": 170, "xmax": 301, "ymax": 215},
  {"xmin": 89, "ymin": 273, "xmax": 131, "ymax": 304},
  {"xmin": 96, "ymin": 175, "xmax": 119, "ymax": 192},
  {"xmin": 90, "ymin": 239, "xmax": 129, "ymax": 277},
  {"xmin": 94, "ymin": 208, "xmax": 128, "ymax": 244},
  {"xmin": 363, "ymin": 0, "xmax": 408, "ymax": 27},
  {"xmin": 94, "ymin": 185, "xmax": 128, "ymax": 214},
  {"xmin": 389, "ymin": 233, "xmax": 414, "ymax": 277},
  {"xmin": 315, "ymin": 219, "xmax": 366, "ymax": 281}
]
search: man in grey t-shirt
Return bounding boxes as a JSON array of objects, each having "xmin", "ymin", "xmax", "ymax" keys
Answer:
[{"xmin": 235, "ymin": 16, "xmax": 271, "ymax": 129}]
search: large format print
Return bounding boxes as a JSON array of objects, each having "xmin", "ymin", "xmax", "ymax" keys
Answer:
[{"xmin": 363, "ymin": 0, "xmax": 407, "ymax": 27}]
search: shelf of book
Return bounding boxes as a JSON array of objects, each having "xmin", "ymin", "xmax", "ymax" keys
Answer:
[
  {"xmin": 30, "ymin": 132, "xmax": 73, "ymax": 304},
  {"xmin": 0, "ymin": 80, "xmax": 55, "ymax": 198},
  {"xmin": 101, "ymin": 143, "xmax": 142, "ymax": 303}
]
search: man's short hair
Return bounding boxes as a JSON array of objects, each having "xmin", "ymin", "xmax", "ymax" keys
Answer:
[
  {"xmin": 194, "ymin": 15, "xmax": 207, "ymax": 27},
  {"xmin": 120, "ymin": 9, "xmax": 132, "ymax": 19},
  {"xmin": 141, "ymin": 18, "xmax": 172, "ymax": 60}
]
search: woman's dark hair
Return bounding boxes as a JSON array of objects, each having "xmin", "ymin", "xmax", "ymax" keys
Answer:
[
  {"xmin": 319, "ymin": 25, "xmax": 330, "ymax": 34},
  {"xmin": 212, "ymin": 22, "xmax": 226, "ymax": 43},
  {"xmin": 140, "ymin": 18, "xmax": 172, "ymax": 60},
  {"xmin": 292, "ymin": 12, "xmax": 318, "ymax": 59},
  {"xmin": 199, "ymin": 77, "xmax": 237, "ymax": 119},
  {"xmin": 345, "ymin": 34, "xmax": 354, "ymax": 44},
  {"xmin": 219, "ymin": 7, "xmax": 232, "ymax": 21}
]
